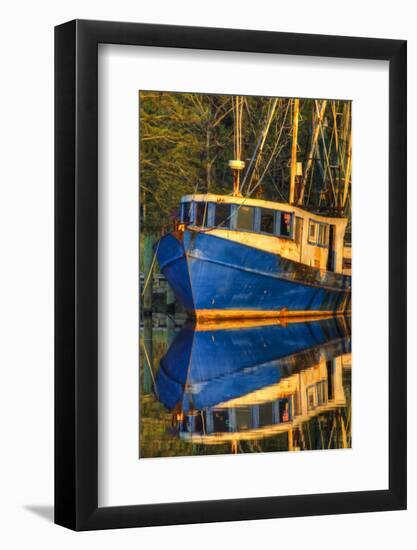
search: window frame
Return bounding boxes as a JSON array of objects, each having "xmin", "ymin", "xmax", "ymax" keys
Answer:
[
  {"xmin": 259, "ymin": 207, "xmax": 276, "ymax": 235},
  {"xmin": 213, "ymin": 202, "xmax": 231, "ymax": 229},
  {"xmin": 180, "ymin": 201, "xmax": 191, "ymax": 224},
  {"xmin": 308, "ymin": 219, "xmax": 329, "ymax": 247},
  {"xmin": 276, "ymin": 211, "xmax": 294, "ymax": 239},
  {"xmin": 234, "ymin": 204, "xmax": 255, "ymax": 232},
  {"xmin": 194, "ymin": 201, "xmax": 209, "ymax": 227}
]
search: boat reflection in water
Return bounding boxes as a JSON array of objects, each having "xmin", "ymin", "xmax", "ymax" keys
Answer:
[{"xmin": 143, "ymin": 315, "xmax": 351, "ymax": 456}]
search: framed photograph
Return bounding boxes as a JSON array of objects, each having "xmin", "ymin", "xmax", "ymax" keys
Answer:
[{"xmin": 55, "ymin": 19, "xmax": 406, "ymax": 530}]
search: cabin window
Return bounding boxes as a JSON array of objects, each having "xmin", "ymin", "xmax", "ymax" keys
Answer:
[
  {"xmin": 214, "ymin": 203, "xmax": 230, "ymax": 228},
  {"xmin": 279, "ymin": 399, "xmax": 291, "ymax": 422},
  {"xmin": 309, "ymin": 221, "xmax": 317, "ymax": 241},
  {"xmin": 318, "ymin": 223, "xmax": 327, "ymax": 246},
  {"xmin": 194, "ymin": 202, "xmax": 208, "ymax": 227},
  {"xmin": 279, "ymin": 212, "xmax": 292, "ymax": 237},
  {"xmin": 181, "ymin": 202, "xmax": 191, "ymax": 224},
  {"xmin": 317, "ymin": 381, "xmax": 327, "ymax": 406},
  {"xmin": 235, "ymin": 407, "xmax": 252, "ymax": 430},
  {"xmin": 212, "ymin": 410, "xmax": 230, "ymax": 432},
  {"xmin": 258, "ymin": 402, "xmax": 274, "ymax": 427},
  {"xmin": 343, "ymin": 257, "xmax": 352, "ymax": 270},
  {"xmin": 308, "ymin": 220, "xmax": 328, "ymax": 246},
  {"xmin": 206, "ymin": 203, "xmax": 216, "ymax": 226},
  {"xmin": 293, "ymin": 393, "xmax": 301, "ymax": 417},
  {"xmin": 187, "ymin": 412, "xmax": 204, "ymax": 434},
  {"xmin": 306, "ymin": 386, "xmax": 317, "ymax": 411},
  {"xmin": 280, "ymin": 212, "xmax": 292, "ymax": 237},
  {"xmin": 260, "ymin": 208, "xmax": 275, "ymax": 234},
  {"xmin": 236, "ymin": 205, "xmax": 254, "ymax": 231}
]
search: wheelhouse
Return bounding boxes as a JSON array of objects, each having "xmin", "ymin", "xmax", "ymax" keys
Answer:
[{"xmin": 180, "ymin": 198, "xmax": 295, "ymax": 239}]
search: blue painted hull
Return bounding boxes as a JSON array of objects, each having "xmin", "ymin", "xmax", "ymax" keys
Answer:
[{"xmin": 155, "ymin": 229, "xmax": 351, "ymax": 317}]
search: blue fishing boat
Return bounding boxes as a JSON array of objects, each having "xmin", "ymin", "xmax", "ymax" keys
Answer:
[
  {"xmin": 154, "ymin": 193, "xmax": 351, "ymax": 321},
  {"xmin": 155, "ymin": 316, "xmax": 351, "ymax": 447}
]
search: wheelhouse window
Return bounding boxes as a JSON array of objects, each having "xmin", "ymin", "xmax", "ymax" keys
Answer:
[
  {"xmin": 194, "ymin": 202, "xmax": 208, "ymax": 227},
  {"xmin": 214, "ymin": 203, "xmax": 230, "ymax": 228},
  {"xmin": 260, "ymin": 208, "xmax": 275, "ymax": 234},
  {"xmin": 258, "ymin": 402, "xmax": 274, "ymax": 427},
  {"xmin": 235, "ymin": 406, "xmax": 252, "ymax": 430},
  {"xmin": 317, "ymin": 381, "xmax": 328, "ymax": 406},
  {"xmin": 279, "ymin": 399, "xmax": 291, "ymax": 422},
  {"xmin": 306, "ymin": 386, "xmax": 317, "ymax": 411},
  {"xmin": 309, "ymin": 220, "xmax": 328, "ymax": 246},
  {"xmin": 318, "ymin": 223, "xmax": 327, "ymax": 246},
  {"xmin": 235, "ymin": 205, "xmax": 254, "ymax": 231},
  {"xmin": 279, "ymin": 212, "xmax": 292, "ymax": 237},
  {"xmin": 309, "ymin": 221, "xmax": 317, "ymax": 241},
  {"xmin": 181, "ymin": 202, "xmax": 191, "ymax": 224},
  {"xmin": 212, "ymin": 410, "xmax": 230, "ymax": 432}
]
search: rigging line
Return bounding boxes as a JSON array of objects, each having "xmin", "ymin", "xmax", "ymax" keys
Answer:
[
  {"xmin": 190, "ymin": 101, "xmax": 291, "ymax": 233},
  {"xmin": 246, "ymin": 98, "xmax": 279, "ymax": 195},
  {"xmin": 195, "ymin": 105, "xmax": 287, "ymax": 234},
  {"xmin": 305, "ymin": 156, "xmax": 316, "ymax": 206},
  {"xmin": 195, "ymin": 191, "xmax": 263, "ymax": 234},
  {"xmin": 248, "ymin": 100, "xmax": 291, "ymax": 196},
  {"xmin": 297, "ymin": 99, "xmax": 327, "ymax": 206},
  {"xmin": 239, "ymin": 131, "xmax": 265, "ymax": 193},
  {"xmin": 243, "ymin": 96, "xmax": 262, "ymax": 143},
  {"xmin": 198, "ymin": 166, "xmax": 286, "ymax": 234},
  {"xmin": 342, "ymin": 108, "xmax": 352, "ymax": 208},
  {"xmin": 240, "ymin": 98, "xmax": 276, "ymax": 195},
  {"xmin": 271, "ymin": 179, "xmax": 287, "ymax": 202},
  {"xmin": 315, "ymin": 100, "xmax": 337, "ymax": 205},
  {"xmin": 246, "ymin": 98, "xmax": 280, "ymax": 194}
]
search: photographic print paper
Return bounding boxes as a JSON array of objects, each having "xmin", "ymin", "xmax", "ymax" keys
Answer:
[{"xmin": 139, "ymin": 91, "xmax": 352, "ymax": 458}]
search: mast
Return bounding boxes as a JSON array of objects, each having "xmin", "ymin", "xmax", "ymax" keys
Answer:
[
  {"xmin": 289, "ymin": 98, "xmax": 300, "ymax": 205},
  {"xmin": 230, "ymin": 95, "xmax": 245, "ymax": 196}
]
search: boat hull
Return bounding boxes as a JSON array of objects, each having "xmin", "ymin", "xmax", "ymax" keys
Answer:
[{"xmin": 154, "ymin": 229, "xmax": 351, "ymax": 319}]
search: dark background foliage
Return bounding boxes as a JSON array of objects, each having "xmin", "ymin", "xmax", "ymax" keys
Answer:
[{"xmin": 139, "ymin": 91, "xmax": 352, "ymax": 237}]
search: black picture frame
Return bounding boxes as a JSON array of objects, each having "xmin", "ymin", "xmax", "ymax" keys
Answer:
[{"xmin": 55, "ymin": 19, "xmax": 407, "ymax": 531}]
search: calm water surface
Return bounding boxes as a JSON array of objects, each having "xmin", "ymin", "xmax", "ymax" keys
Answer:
[{"xmin": 139, "ymin": 316, "xmax": 351, "ymax": 458}]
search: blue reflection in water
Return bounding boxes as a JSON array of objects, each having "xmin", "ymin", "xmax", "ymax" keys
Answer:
[{"xmin": 153, "ymin": 316, "xmax": 351, "ymax": 448}]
